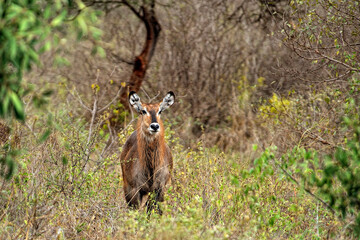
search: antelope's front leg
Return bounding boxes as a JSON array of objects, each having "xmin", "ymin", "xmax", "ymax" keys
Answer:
[
  {"xmin": 124, "ymin": 185, "xmax": 142, "ymax": 209},
  {"xmin": 153, "ymin": 167, "xmax": 171, "ymax": 202}
]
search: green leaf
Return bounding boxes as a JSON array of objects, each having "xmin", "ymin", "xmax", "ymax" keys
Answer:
[
  {"xmin": 269, "ymin": 216, "xmax": 277, "ymax": 226},
  {"xmin": 21, "ymin": 53, "xmax": 30, "ymax": 71},
  {"xmin": 324, "ymin": 96, "xmax": 330, "ymax": 104},
  {"xmin": 96, "ymin": 46, "xmax": 106, "ymax": 58},
  {"xmin": 43, "ymin": 5, "xmax": 52, "ymax": 20},
  {"xmin": 27, "ymin": 47, "xmax": 39, "ymax": 63},
  {"xmin": 8, "ymin": 36, "xmax": 17, "ymax": 60},
  {"xmin": 38, "ymin": 129, "xmax": 51, "ymax": 143},
  {"xmin": 2, "ymin": 94, "xmax": 10, "ymax": 117},
  {"xmin": 4, "ymin": 156, "xmax": 15, "ymax": 180},
  {"xmin": 335, "ymin": 148, "xmax": 348, "ymax": 167},
  {"xmin": 324, "ymin": 164, "xmax": 338, "ymax": 177},
  {"xmin": 62, "ymin": 156, "xmax": 68, "ymax": 165},
  {"xmin": 39, "ymin": 41, "xmax": 52, "ymax": 54},
  {"xmin": 9, "ymin": 92, "xmax": 25, "ymax": 121},
  {"xmin": 230, "ymin": 174, "xmax": 240, "ymax": 187},
  {"xmin": 51, "ymin": 10, "xmax": 67, "ymax": 27},
  {"xmin": 42, "ymin": 89, "xmax": 54, "ymax": 97},
  {"xmin": 76, "ymin": 16, "xmax": 88, "ymax": 36},
  {"xmin": 90, "ymin": 26, "xmax": 102, "ymax": 39}
]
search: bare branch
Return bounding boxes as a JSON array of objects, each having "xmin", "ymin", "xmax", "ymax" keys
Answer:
[
  {"xmin": 316, "ymin": 51, "xmax": 360, "ymax": 72},
  {"xmin": 108, "ymin": 52, "xmax": 134, "ymax": 66},
  {"xmin": 67, "ymin": 86, "xmax": 92, "ymax": 112},
  {"xmin": 121, "ymin": 0, "xmax": 144, "ymax": 20},
  {"xmin": 98, "ymin": 87, "xmax": 122, "ymax": 113}
]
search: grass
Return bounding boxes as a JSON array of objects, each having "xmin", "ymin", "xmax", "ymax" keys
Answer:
[
  {"xmin": 0, "ymin": 83, "xmax": 350, "ymax": 239},
  {"xmin": 0, "ymin": 110, "xmax": 341, "ymax": 239}
]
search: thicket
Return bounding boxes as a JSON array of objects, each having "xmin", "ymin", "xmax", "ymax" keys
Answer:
[
  {"xmin": 256, "ymin": 0, "xmax": 360, "ymax": 236},
  {"xmin": 1, "ymin": 0, "xmax": 360, "ymax": 239}
]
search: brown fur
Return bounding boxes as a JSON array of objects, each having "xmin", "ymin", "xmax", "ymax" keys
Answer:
[{"xmin": 120, "ymin": 102, "xmax": 173, "ymax": 213}]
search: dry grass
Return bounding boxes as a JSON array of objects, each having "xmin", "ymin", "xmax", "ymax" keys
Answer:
[
  {"xmin": 0, "ymin": 59, "xmax": 354, "ymax": 239},
  {"xmin": 0, "ymin": 100, "xmax": 343, "ymax": 239}
]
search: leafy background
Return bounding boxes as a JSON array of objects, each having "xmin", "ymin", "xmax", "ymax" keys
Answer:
[{"xmin": 0, "ymin": 0, "xmax": 360, "ymax": 239}]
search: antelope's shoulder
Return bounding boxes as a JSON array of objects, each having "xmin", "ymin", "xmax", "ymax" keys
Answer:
[
  {"xmin": 125, "ymin": 131, "xmax": 137, "ymax": 144},
  {"xmin": 164, "ymin": 143, "xmax": 173, "ymax": 169},
  {"xmin": 121, "ymin": 131, "xmax": 138, "ymax": 159}
]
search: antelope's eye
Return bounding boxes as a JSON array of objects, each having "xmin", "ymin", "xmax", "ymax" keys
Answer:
[{"xmin": 141, "ymin": 110, "xmax": 147, "ymax": 115}]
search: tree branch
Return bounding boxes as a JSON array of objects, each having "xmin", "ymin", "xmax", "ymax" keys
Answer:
[
  {"xmin": 117, "ymin": 3, "xmax": 161, "ymax": 111},
  {"xmin": 121, "ymin": 0, "xmax": 144, "ymax": 20}
]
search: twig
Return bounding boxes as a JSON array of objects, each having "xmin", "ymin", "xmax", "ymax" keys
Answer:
[
  {"xmin": 122, "ymin": 0, "xmax": 144, "ymax": 20},
  {"xmin": 98, "ymin": 87, "xmax": 122, "ymax": 113},
  {"xmin": 87, "ymin": 71, "xmax": 101, "ymax": 145},
  {"xmin": 68, "ymin": 86, "xmax": 91, "ymax": 112},
  {"xmin": 316, "ymin": 51, "xmax": 359, "ymax": 72},
  {"xmin": 109, "ymin": 52, "xmax": 134, "ymax": 66},
  {"xmin": 148, "ymin": 91, "xmax": 161, "ymax": 103}
]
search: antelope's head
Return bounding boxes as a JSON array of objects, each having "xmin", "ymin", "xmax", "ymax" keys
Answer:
[{"xmin": 129, "ymin": 91, "xmax": 175, "ymax": 137}]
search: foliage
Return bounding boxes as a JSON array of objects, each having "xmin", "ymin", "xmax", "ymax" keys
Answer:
[
  {"xmin": 0, "ymin": 80, "xmax": 340, "ymax": 239},
  {"xmin": 0, "ymin": 0, "xmax": 101, "ymax": 120},
  {"xmin": 0, "ymin": 146, "xmax": 18, "ymax": 180},
  {"xmin": 283, "ymin": 0, "xmax": 360, "ymax": 82},
  {"xmin": 297, "ymin": 118, "xmax": 360, "ymax": 237},
  {"xmin": 1, "ymin": 0, "xmax": 360, "ymax": 238},
  {"xmin": 263, "ymin": 0, "xmax": 360, "ymax": 230},
  {"xmin": 0, "ymin": 117, "xmax": 339, "ymax": 238},
  {"xmin": 251, "ymin": 113, "xmax": 360, "ymax": 237},
  {"xmin": 0, "ymin": 0, "xmax": 102, "ymax": 179},
  {"xmin": 259, "ymin": 93, "xmax": 292, "ymax": 124}
]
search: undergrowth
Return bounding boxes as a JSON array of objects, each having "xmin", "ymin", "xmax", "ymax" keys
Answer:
[
  {"xmin": 1, "ymin": 76, "xmax": 357, "ymax": 239},
  {"xmin": 0, "ymin": 99, "xmax": 341, "ymax": 239}
]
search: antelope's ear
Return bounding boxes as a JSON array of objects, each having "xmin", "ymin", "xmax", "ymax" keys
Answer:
[
  {"xmin": 159, "ymin": 91, "xmax": 175, "ymax": 114},
  {"xmin": 129, "ymin": 91, "xmax": 143, "ymax": 113}
]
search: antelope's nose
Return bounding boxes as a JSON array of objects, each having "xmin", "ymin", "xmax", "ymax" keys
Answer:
[{"xmin": 150, "ymin": 123, "xmax": 160, "ymax": 132}]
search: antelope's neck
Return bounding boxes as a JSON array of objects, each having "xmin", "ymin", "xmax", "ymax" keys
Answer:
[{"xmin": 137, "ymin": 133, "xmax": 165, "ymax": 169}]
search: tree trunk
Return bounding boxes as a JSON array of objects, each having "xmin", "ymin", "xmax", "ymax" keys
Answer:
[{"xmin": 119, "ymin": 5, "xmax": 161, "ymax": 110}]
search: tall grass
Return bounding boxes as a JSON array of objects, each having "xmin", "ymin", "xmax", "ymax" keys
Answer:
[{"xmin": 0, "ymin": 97, "xmax": 340, "ymax": 239}]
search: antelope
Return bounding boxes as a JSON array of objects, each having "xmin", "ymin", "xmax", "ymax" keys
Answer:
[{"xmin": 120, "ymin": 91, "xmax": 175, "ymax": 214}]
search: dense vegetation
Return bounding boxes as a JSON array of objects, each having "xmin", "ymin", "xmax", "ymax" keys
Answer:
[{"xmin": 0, "ymin": 0, "xmax": 359, "ymax": 239}]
